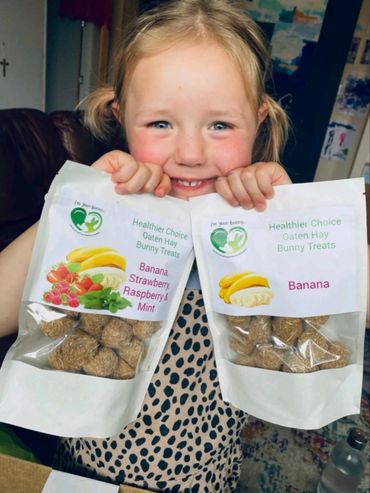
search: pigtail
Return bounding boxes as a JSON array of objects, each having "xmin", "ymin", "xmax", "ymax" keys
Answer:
[
  {"xmin": 253, "ymin": 95, "xmax": 290, "ymax": 164},
  {"xmin": 77, "ymin": 86, "xmax": 118, "ymax": 142}
]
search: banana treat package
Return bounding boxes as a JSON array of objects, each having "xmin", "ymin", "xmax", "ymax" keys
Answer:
[
  {"xmin": 191, "ymin": 178, "xmax": 367, "ymax": 429},
  {"xmin": 0, "ymin": 162, "xmax": 194, "ymax": 438}
]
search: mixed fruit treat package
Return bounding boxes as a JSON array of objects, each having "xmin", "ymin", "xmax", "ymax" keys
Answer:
[
  {"xmin": 191, "ymin": 178, "xmax": 367, "ymax": 429},
  {"xmin": 0, "ymin": 162, "xmax": 194, "ymax": 438}
]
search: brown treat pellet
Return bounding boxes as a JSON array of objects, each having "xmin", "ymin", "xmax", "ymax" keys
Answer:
[
  {"xmin": 233, "ymin": 351, "xmax": 259, "ymax": 367},
  {"xmin": 83, "ymin": 347, "xmax": 119, "ymax": 377},
  {"xmin": 48, "ymin": 330, "xmax": 98, "ymax": 372},
  {"xmin": 224, "ymin": 315, "xmax": 251, "ymax": 335},
  {"xmin": 320, "ymin": 341, "xmax": 350, "ymax": 369},
  {"xmin": 48, "ymin": 345, "xmax": 65, "ymax": 370},
  {"xmin": 228, "ymin": 316, "xmax": 271, "ymax": 355},
  {"xmin": 248, "ymin": 316, "xmax": 272, "ymax": 344},
  {"xmin": 297, "ymin": 329, "xmax": 329, "ymax": 368},
  {"xmin": 282, "ymin": 350, "xmax": 317, "ymax": 373},
  {"xmin": 304, "ymin": 315, "xmax": 330, "ymax": 330},
  {"xmin": 131, "ymin": 320, "xmax": 161, "ymax": 340},
  {"xmin": 112, "ymin": 358, "xmax": 135, "ymax": 379},
  {"xmin": 101, "ymin": 318, "xmax": 133, "ymax": 349},
  {"xmin": 298, "ymin": 329, "xmax": 328, "ymax": 348},
  {"xmin": 254, "ymin": 315, "xmax": 271, "ymax": 322},
  {"xmin": 117, "ymin": 337, "xmax": 145, "ymax": 369},
  {"xmin": 80, "ymin": 313, "xmax": 109, "ymax": 339},
  {"xmin": 228, "ymin": 323, "xmax": 251, "ymax": 340},
  {"xmin": 229, "ymin": 335, "xmax": 255, "ymax": 355},
  {"xmin": 272, "ymin": 317, "xmax": 303, "ymax": 345},
  {"xmin": 254, "ymin": 344, "xmax": 285, "ymax": 371},
  {"xmin": 40, "ymin": 315, "xmax": 76, "ymax": 339}
]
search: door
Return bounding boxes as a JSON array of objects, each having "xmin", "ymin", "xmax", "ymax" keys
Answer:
[{"xmin": 0, "ymin": 0, "xmax": 46, "ymax": 110}]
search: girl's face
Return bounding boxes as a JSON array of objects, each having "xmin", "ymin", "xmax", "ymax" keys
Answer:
[{"xmin": 124, "ymin": 41, "xmax": 264, "ymax": 200}]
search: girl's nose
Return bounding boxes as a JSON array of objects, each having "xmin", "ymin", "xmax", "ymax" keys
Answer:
[{"xmin": 175, "ymin": 131, "xmax": 205, "ymax": 167}]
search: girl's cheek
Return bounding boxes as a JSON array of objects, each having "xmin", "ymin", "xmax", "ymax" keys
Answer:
[
  {"xmin": 128, "ymin": 134, "xmax": 167, "ymax": 167},
  {"xmin": 215, "ymin": 135, "xmax": 254, "ymax": 174}
]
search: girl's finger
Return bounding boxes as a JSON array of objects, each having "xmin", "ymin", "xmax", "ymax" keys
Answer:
[
  {"xmin": 140, "ymin": 164, "xmax": 164, "ymax": 193},
  {"xmin": 215, "ymin": 177, "xmax": 239, "ymax": 207},
  {"xmin": 92, "ymin": 150, "xmax": 132, "ymax": 174},
  {"xmin": 155, "ymin": 173, "xmax": 172, "ymax": 197},
  {"xmin": 110, "ymin": 156, "xmax": 142, "ymax": 184},
  {"xmin": 227, "ymin": 170, "xmax": 256, "ymax": 209},
  {"xmin": 253, "ymin": 167, "xmax": 275, "ymax": 199},
  {"xmin": 114, "ymin": 163, "xmax": 151, "ymax": 194}
]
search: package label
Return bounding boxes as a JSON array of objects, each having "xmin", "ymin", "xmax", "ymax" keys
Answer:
[
  {"xmin": 29, "ymin": 189, "xmax": 192, "ymax": 321},
  {"xmin": 200, "ymin": 205, "xmax": 357, "ymax": 317}
]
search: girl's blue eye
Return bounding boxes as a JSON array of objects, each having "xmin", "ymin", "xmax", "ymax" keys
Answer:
[
  {"xmin": 211, "ymin": 121, "xmax": 231, "ymax": 130},
  {"xmin": 150, "ymin": 121, "xmax": 170, "ymax": 129}
]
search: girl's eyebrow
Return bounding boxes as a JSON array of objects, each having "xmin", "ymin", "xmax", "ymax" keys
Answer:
[
  {"xmin": 206, "ymin": 109, "xmax": 245, "ymax": 118},
  {"xmin": 136, "ymin": 108, "xmax": 246, "ymax": 119},
  {"xmin": 135, "ymin": 107, "xmax": 173, "ymax": 117}
]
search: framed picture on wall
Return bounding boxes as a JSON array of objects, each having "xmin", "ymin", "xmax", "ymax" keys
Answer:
[
  {"xmin": 360, "ymin": 39, "xmax": 370, "ymax": 64},
  {"xmin": 347, "ymin": 37, "xmax": 361, "ymax": 63}
]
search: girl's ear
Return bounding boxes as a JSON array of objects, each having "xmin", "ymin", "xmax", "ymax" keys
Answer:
[
  {"xmin": 112, "ymin": 101, "xmax": 121, "ymax": 121},
  {"xmin": 257, "ymin": 101, "xmax": 269, "ymax": 125}
]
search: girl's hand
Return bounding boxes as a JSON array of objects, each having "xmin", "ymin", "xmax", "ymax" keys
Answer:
[
  {"xmin": 215, "ymin": 162, "xmax": 291, "ymax": 211},
  {"xmin": 92, "ymin": 150, "xmax": 171, "ymax": 197}
]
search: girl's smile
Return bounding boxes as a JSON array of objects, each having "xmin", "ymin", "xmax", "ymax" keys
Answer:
[
  {"xmin": 124, "ymin": 41, "xmax": 261, "ymax": 200},
  {"xmin": 171, "ymin": 177, "xmax": 216, "ymax": 193}
]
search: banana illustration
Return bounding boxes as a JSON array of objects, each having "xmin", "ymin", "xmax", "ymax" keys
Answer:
[
  {"xmin": 223, "ymin": 273, "xmax": 269, "ymax": 304},
  {"xmin": 229, "ymin": 286, "xmax": 274, "ymax": 307},
  {"xmin": 64, "ymin": 246, "xmax": 127, "ymax": 289},
  {"xmin": 67, "ymin": 246, "xmax": 118, "ymax": 263},
  {"xmin": 219, "ymin": 287, "xmax": 227, "ymax": 299},
  {"xmin": 218, "ymin": 271, "xmax": 273, "ymax": 307},
  {"xmin": 79, "ymin": 251, "xmax": 126, "ymax": 271},
  {"xmin": 219, "ymin": 271, "xmax": 254, "ymax": 289},
  {"xmin": 78, "ymin": 266, "xmax": 127, "ymax": 289}
]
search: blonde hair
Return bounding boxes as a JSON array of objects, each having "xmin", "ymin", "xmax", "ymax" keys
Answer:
[{"xmin": 83, "ymin": 0, "xmax": 289, "ymax": 162}]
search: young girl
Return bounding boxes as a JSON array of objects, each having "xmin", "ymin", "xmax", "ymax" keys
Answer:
[{"xmin": 0, "ymin": 0, "xmax": 292, "ymax": 491}]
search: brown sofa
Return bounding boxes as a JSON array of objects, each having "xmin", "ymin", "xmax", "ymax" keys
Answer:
[{"xmin": 0, "ymin": 107, "xmax": 126, "ymax": 252}]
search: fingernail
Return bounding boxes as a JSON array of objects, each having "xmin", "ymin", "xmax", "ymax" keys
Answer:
[{"xmin": 155, "ymin": 187, "xmax": 164, "ymax": 197}]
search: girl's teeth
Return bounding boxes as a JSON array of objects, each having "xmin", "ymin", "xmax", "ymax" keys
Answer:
[{"xmin": 178, "ymin": 180, "xmax": 202, "ymax": 187}]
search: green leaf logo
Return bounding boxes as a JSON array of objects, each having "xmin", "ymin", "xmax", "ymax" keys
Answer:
[
  {"xmin": 210, "ymin": 226, "xmax": 247, "ymax": 256},
  {"xmin": 70, "ymin": 207, "xmax": 103, "ymax": 235},
  {"xmin": 70, "ymin": 208, "xmax": 87, "ymax": 229}
]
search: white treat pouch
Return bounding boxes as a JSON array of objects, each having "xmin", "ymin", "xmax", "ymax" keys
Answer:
[
  {"xmin": 191, "ymin": 178, "xmax": 367, "ymax": 429},
  {"xmin": 0, "ymin": 161, "xmax": 194, "ymax": 438}
]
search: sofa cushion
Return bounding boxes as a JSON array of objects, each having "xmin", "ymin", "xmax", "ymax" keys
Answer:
[
  {"xmin": 50, "ymin": 110, "xmax": 108, "ymax": 165},
  {"xmin": 0, "ymin": 108, "xmax": 117, "ymax": 252},
  {"xmin": 0, "ymin": 108, "xmax": 69, "ymax": 251}
]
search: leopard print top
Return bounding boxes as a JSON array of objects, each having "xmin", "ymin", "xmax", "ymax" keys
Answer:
[{"xmin": 53, "ymin": 290, "xmax": 248, "ymax": 492}]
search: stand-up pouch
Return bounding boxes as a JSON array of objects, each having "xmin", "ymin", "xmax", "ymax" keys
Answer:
[
  {"xmin": 191, "ymin": 178, "xmax": 367, "ymax": 429},
  {"xmin": 0, "ymin": 162, "xmax": 194, "ymax": 437}
]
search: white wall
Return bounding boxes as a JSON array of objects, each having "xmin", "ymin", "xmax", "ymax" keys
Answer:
[{"xmin": 0, "ymin": 0, "xmax": 46, "ymax": 109}]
